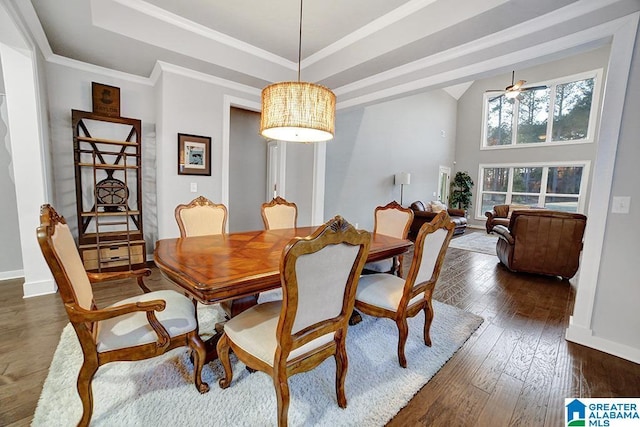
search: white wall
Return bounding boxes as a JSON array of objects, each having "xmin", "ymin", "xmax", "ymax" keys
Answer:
[
  {"xmin": 454, "ymin": 45, "xmax": 610, "ymax": 227},
  {"xmin": 325, "ymin": 89, "xmax": 457, "ymax": 230},
  {"xmin": 589, "ymin": 23, "xmax": 640, "ymax": 354},
  {"xmin": 0, "ymin": 1, "xmax": 53, "ymax": 295}
]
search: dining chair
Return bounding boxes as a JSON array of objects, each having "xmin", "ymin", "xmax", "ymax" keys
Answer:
[
  {"xmin": 363, "ymin": 201, "xmax": 414, "ymax": 277},
  {"xmin": 217, "ymin": 216, "xmax": 371, "ymax": 427},
  {"xmin": 36, "ymin": 204, "xmax": 209, "ymax": 427},
  {"xmin": 174, "ymin": 195, "xmax": 227, "ymax": 237},
  {"xmin": 261, "ymin": 196, "xmax": 298, "ymax": 230},
  {"xmin": 355, "ymin": 210, "xmax": 454, "ymax": 368}
]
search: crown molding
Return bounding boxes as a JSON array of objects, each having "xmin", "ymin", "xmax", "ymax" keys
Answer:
[
  {"xmin": 48, "ymin": 54, "xmax": 153, "ymax": 86},
  {"xmin": 151, "ymin": 61, "xmax": 261, "ymax": 96}
]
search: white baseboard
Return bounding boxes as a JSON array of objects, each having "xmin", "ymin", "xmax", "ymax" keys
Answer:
[
  {"xmin": 566, "ymin": 320, "xmax": 640, "ymax": 364},
  {"xmin": 22, "ymin": 279, "xmax": 57, "ymax": 298},
  {"xmin": 0, "ymin": 269, "xmax": 24, "ymax": 281}
]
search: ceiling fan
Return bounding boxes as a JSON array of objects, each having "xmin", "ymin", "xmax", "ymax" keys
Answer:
[{"xmin": 486, "ymin": 71, "xmax": 547, "ymax": 102}]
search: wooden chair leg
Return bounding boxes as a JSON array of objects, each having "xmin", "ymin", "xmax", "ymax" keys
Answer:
[
  {"xmin": 76, "ymin": 358, "xmax": 98, "ymax": 427},
  {"xmin": 273, "ymin": 367, "xmax": 290, "ymax": 427},
  {"xmin": 334, "ymin": 332, "xmax": 348, "ymax": 408},
  {"xmin": 187, "ymin": 331, "xmax": 210, "ymax": 393},
  {"xmin": 396, "ymin": 317, "xmax": 409, "ymax": 368},
  {"xmin": 423, "ymin": 299, "xmax": 434, "ymax": 347},
  {"xmin": 217, "ymin": 334, "xmax": 233, "ymax": 389}
]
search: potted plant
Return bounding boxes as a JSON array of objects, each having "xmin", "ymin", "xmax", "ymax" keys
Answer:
[{"xmin": 450, "ymin": 171, "xmax": 474, "ymax": 212}]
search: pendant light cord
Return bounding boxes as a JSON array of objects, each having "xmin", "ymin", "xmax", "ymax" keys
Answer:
[{"xmin": 297, "ymin": 0, "xmax": 303, "ymax": 82}]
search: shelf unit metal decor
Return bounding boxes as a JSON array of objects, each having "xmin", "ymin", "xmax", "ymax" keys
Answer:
[{"xmin": 72, "ymin": 109, "xmax": 145, "ymax": 272}]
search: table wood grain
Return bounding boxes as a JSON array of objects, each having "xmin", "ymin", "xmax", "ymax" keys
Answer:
[{"xmin": 154, "ymin": 226, "xmax": 412, "ymax": 305}]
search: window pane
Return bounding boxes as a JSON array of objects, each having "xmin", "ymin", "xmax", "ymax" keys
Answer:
[
  {"xmin": 545, "ymin": 196, "xmax": 579, "ymax": 212},
  {"xmin": 482, "ymin": 167, "xmax": 509, "ymax": 192},
  {"xmin": 516, "ymin": 87, "xmax": 550, "ymax": 144},
  {"xmin": 486, "ymin": 96, "xmax": 513, "ymax": 146},
  {"xmin": 512, "ymin": 167, "xmax": 542, "ymax": 193},
  {"xmin": 481, "ymin": 193, "xmax": 506, "ymax": 214},
  {"xmin": 511, "ymin": 195, "xmax": 539, "ymax": 206},
  {"xmin": 546, "ymin": 166, "xmax": 583, "ymax": 195},
  {"xmin": 553, "ymin": 78, "xmax": 594, "ymax": 141}
]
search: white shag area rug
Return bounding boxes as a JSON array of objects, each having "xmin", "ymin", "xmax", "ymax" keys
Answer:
[
  {"xmin": 449, "ymin": 231, "xmax": 499, "ymax": 256},
  {"xmin": 33, "ymin": 290, "xmax": 482, "ymax": 426}
]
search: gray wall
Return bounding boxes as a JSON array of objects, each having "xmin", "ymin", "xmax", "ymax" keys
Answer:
[
  {"xmin": 229, "ymin": 107, "xmax": 265, "ymax": 232},
  {"xmin": 285, "ymin": 142, "xmax": 315, "ymax": 227},
  {"xmin": 455, "ymin": 45, "xmax": 610, "ymax": 227},
  {"xmin": 591, "ymin": 26, "xmax": 640, "ymax": 349},
  {"xmin": 325, "ymin": 89, "xmax": 457, "ymax": 231},
  {"xmin": 0, "ymin": 92, "xmax": 23, "ymax": 276}
]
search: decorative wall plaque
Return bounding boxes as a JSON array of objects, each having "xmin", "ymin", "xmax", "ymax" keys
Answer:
[{"xmin": 92, "ymin": 82, "xmax": 121, "ymax": 117}]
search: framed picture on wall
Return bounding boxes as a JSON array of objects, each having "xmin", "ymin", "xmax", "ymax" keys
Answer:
[{"xmin": 178, "ymin": 133, "xmax": 211, "ymax": 176}]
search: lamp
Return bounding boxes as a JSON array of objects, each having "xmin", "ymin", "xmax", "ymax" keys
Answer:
[
  {"xmin": 395, "ymin": 172, "xmax": 411, "ymax": 205},
  {"xmin": 260, "ymin": 0, "xmax": 336, "ymax": 143}
]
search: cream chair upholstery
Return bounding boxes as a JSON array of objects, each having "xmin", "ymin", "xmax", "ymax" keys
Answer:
[
  {"xmin": 363, "ymin": 201, "xmax": 414, "ymax": 277},
  {"xmin": 355, "ymin": 210, "xmax": 454, "ymax": 368},
  {"xmin": 261, "ymin": 196, "xmax": 298, "ymax": 230},
  {"xmin": 217, "ymin": 216, "xmax": 370, "ymax": 427},
  {"xmin": 175, "ymin": 196, "xmax": 227, "ymax": 237},
  {"xmin": 37, "ymin": 205, "xmax": 209, "ymax": 427}
]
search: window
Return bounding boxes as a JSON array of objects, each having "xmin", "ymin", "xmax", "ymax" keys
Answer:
[
  {"xmin": 477, "ymin": 162, "xmax": 589, "ymax": 218},
  {"xmin": 482, "ymin": 70, "xmax": 601, "ymax": 148}
]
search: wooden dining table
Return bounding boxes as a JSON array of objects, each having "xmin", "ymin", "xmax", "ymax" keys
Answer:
[{"xmin": 154, "ymin": 226, "xmax": 413, "ymax": 360}]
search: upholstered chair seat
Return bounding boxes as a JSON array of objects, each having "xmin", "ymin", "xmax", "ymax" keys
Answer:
[
  {"xmin": 356, "ymin": 274, "xmax": 423, "ymax": 311},
  {"xmin": 223, "ymin": 301, "xmax": 335, "ymax": 366},
  {"xmin": 96, "ymin": 290, "xmax": 198, "ymax": 352}
]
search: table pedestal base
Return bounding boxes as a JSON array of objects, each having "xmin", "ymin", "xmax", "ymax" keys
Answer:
[{"xmin": 201, "ymin": 294, "xmax": 259, "ymax": 363}]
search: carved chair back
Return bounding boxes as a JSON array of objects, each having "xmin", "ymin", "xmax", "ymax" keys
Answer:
[
  {"xmin": 373, "ymin": 201, "xmax": 414, "ymax": 239},
  {"xmin": 175, "ymin": 196, "xmax": 228, "ymax": 237},
  {"xmin": 261, "ymin": 196, "xmax": 298, "ymax": 230}
]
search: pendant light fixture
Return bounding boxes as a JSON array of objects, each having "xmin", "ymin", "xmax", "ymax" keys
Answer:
[{"xmin": 260, "ymin": 0, "xmax": 336, "ymax": 143}]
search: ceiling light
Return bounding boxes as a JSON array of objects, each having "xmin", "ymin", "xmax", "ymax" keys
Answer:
[{"xmin": 260, "ymin": 0, "xmax": 336, "ymax": 143}]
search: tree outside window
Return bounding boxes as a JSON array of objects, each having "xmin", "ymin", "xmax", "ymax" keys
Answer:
[{"xmin": 482, "ymin": 72, "xmax": 597, "ymax": 147}]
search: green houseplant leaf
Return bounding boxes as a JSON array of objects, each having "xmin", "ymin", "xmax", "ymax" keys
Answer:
[{"xmin": 450, "ymin": 171, "xmax": 474, "ymax": 211}]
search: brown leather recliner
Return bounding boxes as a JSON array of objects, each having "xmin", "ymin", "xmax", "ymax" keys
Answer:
[
  {"xmin": 484, "ymin": 204, "xmax": 511, "ymax": 233},
  {"xmin": 492, "ymin": 210, "xmax": 587, "ymax": 279}
]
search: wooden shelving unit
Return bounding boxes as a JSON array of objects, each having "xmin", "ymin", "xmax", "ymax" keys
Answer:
[{"xmin": 72, "ymin": 109, "xmax": 145, "ymax": 272}]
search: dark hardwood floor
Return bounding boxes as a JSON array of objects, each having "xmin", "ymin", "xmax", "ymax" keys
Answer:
[{"xmin": 1, "ymin": 231, "xmax": 639, "ymax": 426}]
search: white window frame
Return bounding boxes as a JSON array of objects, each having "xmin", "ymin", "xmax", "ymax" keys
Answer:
[
  {"xmin": 480, "ymin": 69, "xmax": 603, "ymax": 150},
  {"xmin": 475, "ymin": 160, "xmax": 591, "ymax": 220}
]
